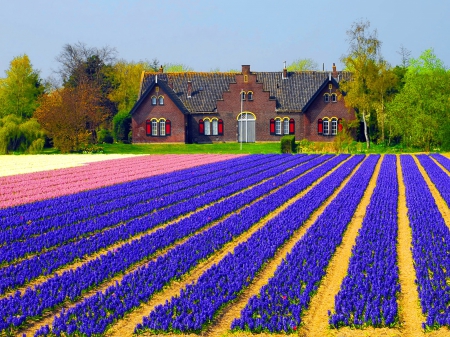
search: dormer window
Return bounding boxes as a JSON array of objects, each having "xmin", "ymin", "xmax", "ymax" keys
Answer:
[
  {"xmin": 151, "ymin": 96, "xmax": 157, "ymax": 105},
  {"xmin": 247, "ymin": 91, "xmax": 253, "ymax": 100}
]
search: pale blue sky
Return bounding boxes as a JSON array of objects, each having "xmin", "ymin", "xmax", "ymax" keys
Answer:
[{"xmin": 1, "ymin": 0, "xmax": 448, "ymax": 80}]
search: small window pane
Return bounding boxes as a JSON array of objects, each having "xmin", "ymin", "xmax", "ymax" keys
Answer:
[
  {"xmin": 323, "ymin": 120, "xmax": 329, "ymax": 135},
  {"xmin": 152, "ymin": 120, "xmax": 158, "ymax": 136},
  {"xmin": 160, "ymin": 120, "xmax": 166, "ymax": 136},
  {"xmin": 331, "ymin": 119, "xmax": 338, "ymax": 135},
  {"xmin": 212, "ymin": 119, "xmax": 218, "ymax": 135},
  {"xmin": 204, "ymin": 120, "xmax": 211, "ymax": 135},
  {"xmin": 275, "ymin": 119, "xmax": 281, "ymax": 135}
]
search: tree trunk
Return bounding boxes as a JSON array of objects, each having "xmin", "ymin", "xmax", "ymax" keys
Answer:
[{"xmin": 362, "ymin": 111, "xmax": 370, "ymax": 149}]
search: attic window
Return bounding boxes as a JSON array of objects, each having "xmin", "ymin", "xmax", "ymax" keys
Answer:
[
  {"xmin": 158, "ymin": 95, "xmax": 164, "ymax": 105},
  {"xmin": 331, "ymin": 93, "xmax": 337, "ymax": 102},
  {"xmin": 241, "ymin": 91, "xmax": 246, "ymax": 101},
  {"xmin": 244, "ymin": 75, "xmax": 248, "ymax": 83},
  {"xmin": 324, "ymin": 94, "xmax": 330, "ymax": 103},
  {"xmin": 151, "ymin": 96, "xmax": 157, "ymax": 105},
  {"xmin": 247, "ymin": 91, "xmax": 253, "ymax": 100}
]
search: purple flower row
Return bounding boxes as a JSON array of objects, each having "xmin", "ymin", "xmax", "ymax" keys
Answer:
[
  {"xmin": 331, "ymin": 154, "xmax": 400, "ymax": 328},
  {"xmin": 136, "ymin": 155, "xmax": 364, "ymax": 334},
  {"xmin": 0, "ymin": 155, "xmax": 290, "ymax": 264},
  {"xmin": 231, "ymin": 155, "xmax": 378, "ymax": 333},
  {"xmin": 36, "ymin": 155, "xmax": 348, "ymax": 336},
  {"xmin": 1, "ymin": 155, "xmax": 326, "ymax": 333},
  {"xmin": 0, "ymin": 155, "xmax": 313, "ymax": 297},
  {"xmin": 416, "ymin": 154, "xmax": 450, "ymax": 207},
  {"xmin": 430, "ymin": 153, "xmax": 450, "ymax": 173},
  {"xmin": 401, "ymin": 155, "xmax": 450, "ymax": 328}
]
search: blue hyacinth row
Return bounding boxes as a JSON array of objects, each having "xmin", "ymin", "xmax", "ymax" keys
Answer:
[
  {"xmin": 416, "ymin": 154, "xmax": 450, "ymax": 207},
  {"xmin": 135, "ymin": 155, "xmax": 364, "ymax": 334},
  {"xmin": 231, "ymin": 155, "xmax": 378, "ymax": 333},
  {"xmin": 331, "ymin": 154, "xmax": 400, "ymax": 328},
  {"xmin": 401, "ymin": 155, "xmax": 450, "ymax": 329},
  {"xmin": 1, "ymin": 154, "xmax": 328, "ymax": 334},
  {"xmin": 35, "ymin": 155, "xmax": 349, "ymax": 336},
  {"xmin": 430, "ymin": 153, "xmax": 450, "ymax": 173}
]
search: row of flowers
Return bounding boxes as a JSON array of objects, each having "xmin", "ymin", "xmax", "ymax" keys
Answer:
[
  {"xmin": 231, "ymin": 155, "xmax": 378, "ymax": 333},
  {"xmin": 417, "ymin": 154, "xmax": 450, "ymax": 207},
  {"xmin": 330, "ymin": 155, "xmax": 400, "ymax": 327},
  {"xmin": 0, "ymin": 154, "xmax": 241, "ymax": 208},
  {"xmin": 1, "ymin": 154, "xmax": 328, "ymax": 333},
  {"xmin": 33, "ymin": 155, "xmax": 350, "ymax": 336},
  {"xmin": 0, "ymin": 155, "xmax": 308, "ymax": 296},
  {"xmin": 136, "ymin": 155, "xmax": 363, "ymax": 334},
  {"xmin": 401, "ymin": 155, "xmax": 450, "ymax": 328}
]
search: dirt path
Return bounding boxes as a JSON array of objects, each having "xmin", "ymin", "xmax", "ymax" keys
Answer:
[
  {"xmin": 413, "ymin": 155, "xmax": 450, "ymax": 230},
  {"xmin": 207, "ymin": 156, "xmax": 369, "ymax": 337},
  {"xmin": 106, "ymin": 156, "xmax": 353, "ymax": 337},
  {"xmin": 296, "ymin": 155, "xmax": 381, "ymax": 337}
]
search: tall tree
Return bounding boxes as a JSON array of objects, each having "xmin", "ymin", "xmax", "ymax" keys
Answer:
[
  {"xmin": 286, "ymin": 58, "xmax": 318, "ymax": 71},
  {"xmin": 387, "ymin": 49, "xmax": 450, "ymax": 150},
  {"xmin": 339, "ymin": 19, "xmax": 381, "ymax": 149},
  {"xmin": 0, "ymin": 55, "xmax": 44, "ymax": 118}
]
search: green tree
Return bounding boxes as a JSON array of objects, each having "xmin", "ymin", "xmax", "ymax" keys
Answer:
[
  {"xmin": 0, "ymin": 54, "xmax": 44, "ymax": 119},
  {"xmin": 163, "ymin": 63, "xmax": 193, "ymax": 72},
  {"xmin": 286, "ymin": 58, "xmax": 318, "ymax": 71},
  {"xmin": 387, "ymin": 49, "xmax": 450, "ymax": 150},
  {"xmin": 339, "ymin": 20, "xmax": 382, "ymax": 149},
  {"xmin": 0, "ymin": 114, "xmax": 45, "ymax": 154},
  {"xmin": 112, "ymin": 110, "xmax": 131, "ymax": 142}
]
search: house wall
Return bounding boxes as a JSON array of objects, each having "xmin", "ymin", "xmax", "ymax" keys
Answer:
[
  {"xmin": 303, "ymin": 84, "xmax": 356, "ymax": 142},
  {"xmin": 132, "ymin": 86, "xmax": 186, "ymax": 143}
]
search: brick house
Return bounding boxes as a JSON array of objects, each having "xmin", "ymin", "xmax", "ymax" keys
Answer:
[{"xmin": 130, "ymin": 64, "xmax": 354, "ymax": 143}]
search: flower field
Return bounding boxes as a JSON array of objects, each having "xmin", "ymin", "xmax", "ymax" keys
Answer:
[{"xmin": 0, "ymin": 154, "xmax": 449, "ymax": 337}]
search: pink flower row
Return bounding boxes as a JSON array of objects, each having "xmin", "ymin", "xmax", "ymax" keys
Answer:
[{"xmin": 0, "ymin": 154, "xmax": 243, "ymax": 209}]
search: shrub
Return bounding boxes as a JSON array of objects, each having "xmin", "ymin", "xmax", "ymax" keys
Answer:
[
  {"xmin": 281, "ymin": 135, "xmax": 296, "ymax": 153},
  {"xmin": 0, "ymin": 115, "xmax": 45, "ymax": 154},
  {"xmin": 113, "ymin": 111, "xmax": 131, "ymax": 142},
  {"xmin": 97, "ymin": 128, "xmax": 114, "ymax": 144}
]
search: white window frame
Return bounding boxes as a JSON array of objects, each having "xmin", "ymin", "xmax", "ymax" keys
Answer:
[
  {"xmin": 275, "ymin": 119, "xmax": 282, "ymax": 135},
  {"xmin": 331, "ymin": 94, "xmax": 337, "ymax": 102},
  {"xmin": 151, "ymin": 96, "xmax": 157, "ymax": 105},
  {"xmin": 159, "ymin": 96, "xmax": 164, "ymax": 105},
  {"xmin": 247, "ymin": 91, "xmax": 253, "ymax": 100},
  {"xmin": 324, "ymin": 94, "xmax": 329, "ymax": 103},
  {"xmin": 323, "ymin": 120, "xmax": 330, "ymax": 135},
  {"xmin": 151, "ymin": 119, "xmax": 158, "ymax": 136},
  {"xmin": 212, "ymin": 119, "xmax": 218, "ymax": 136},
  {"xmin": 283, "ymin": 118, "xmax": 289, "ymax": 135},
  {"xmin": 204, "ymin": 119, "xmax": 211, "ymax": 135},
  {"xmin": 160, "ymin": 120, "xmax": 166, "ymax": 136},
  {"xmin": 331, "ymin": 119, "xmax": 338, "ymax": 135}
]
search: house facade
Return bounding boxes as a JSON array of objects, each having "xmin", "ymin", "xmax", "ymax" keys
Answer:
[{"xmin": 130, "ymin": 64, "xmax": 354, "ymax": 144}]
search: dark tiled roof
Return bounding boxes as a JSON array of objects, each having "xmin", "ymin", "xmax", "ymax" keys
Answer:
[
  {"xmin": 137, "ymin": 71, "xmax": 351, "ymax": 113},
  {"xmin": 141, "ymin": 72, "xmax": 236, "ymax": 112}
]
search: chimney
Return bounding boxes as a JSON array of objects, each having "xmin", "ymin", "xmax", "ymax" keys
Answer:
[
  {"xmin": 159, "ymin": 65, "xmax": 164, "ymax": 73},
  {"xmin": 187, "ymin": 80, "xmax": 192, "ymax": 98},
  {"xmin": 242, "ymin": 65, "xmax": 250, "ymax": 75},
  {"xmin": 332, "ymin": 63, "xmax": 337, "ymax": 78},
  {"xmin": 282, "ymin": 61, "xmax": 287, "ymax": 80}
]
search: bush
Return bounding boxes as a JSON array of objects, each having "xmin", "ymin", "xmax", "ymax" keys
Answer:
[
  {"xmin": 281, "ymin": 135, "xmax": 296, "ymax": 153},
  {"xmin": 97, "ymin": 128, "xmax": 114, "ymax": 144},
  {"xmin": 0, "ymin": 115, "xmax": 45, "ymax": 154},
  {"xmin": 113, "ymin": 111, "xmax": 131, "ymax": 142}
]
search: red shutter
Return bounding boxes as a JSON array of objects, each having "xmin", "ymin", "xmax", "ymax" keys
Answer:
[
  {"xmin": 270, "ymin": 118, "xmax": 275, "ymax": 135},
  {"xmin": 166, "ymin": 120, "xmax": 171, "ymax": 135},
  {"xmin": 146, "ymin": 119, "xmax": 151, "ymax": 136},
  {"xmin": 289, "ymin": 118, "xmax": 295, "ymax": 134},
  {"xmin": 199, "ymin": 119, "xmax": 204, "ymax": 134},
  {"xmin": 338, "ymin": 118, "xmax": 343, "ymax": 132},
  {"xmin": 218, "ymin": 119, "xmax": 224, "ymax": 135},
  {"xmin": 318, "ymin": 119, "xmax": 323, "ymax": 134}
]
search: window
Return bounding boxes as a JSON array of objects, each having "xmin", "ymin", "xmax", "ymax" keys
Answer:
[
  {"xmin": 212, "ymin": 119, "xmax": 218, "ymax": 136},
  {"xmin": 323, "ymin": 119, "xmax": 330, "ymax": 136},
  {"xmin": 275, "ymin": 118, "xmax": 282, "ymax": 135},
  {"xmin": 247, "ymin": 91, "xmax": 253, "ymax": 100},
  {"xmin": 331, "ymin": 94, "xmax": 337, "ymax": 102},
  {"xmin": 241, "ymin": 91, "xmax": 246, "ymax": 101},
  {"xmin": 204, "ymin": 119, "xmax": 211, "ymax": 135},
  {"xmin": 318, "ymin": 118, "xmax": 323, "ymax": 134},
  {"xmin": 159, "ymin": 96, "xmax": 164, "ymax": 105},
  {"xmin": 283, "ymin": 118, "xmax": 289, "ymax": 135},
  {"xmin": 324, "ymin": 94, "xmax": 329, "ymax": 103},
  {"xmin": 289, "ymin": 118, "xmax": 295, "ymax": 135},
  {"xmin": 160, "ymin": 119, "xmax": 166, "ymax": 136},
  {"xmin": 331, "ymin": 118, "xmax": 338, "ymax": 135},
  {"xmin": 151, "ymin": 96, "xmax": 157, "ymax": 105},
  {"xmin": 151, "ymin": 119, "xmax": 158, "ymax": 136}
]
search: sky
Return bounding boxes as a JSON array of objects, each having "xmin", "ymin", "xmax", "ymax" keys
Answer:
[{"xmin": 1, "ymin": 0, "xmax": 449, "ymax": 81}]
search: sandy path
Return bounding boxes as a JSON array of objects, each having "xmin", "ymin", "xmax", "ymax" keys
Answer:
[{"xmin": 106, "ymin": 156, "xmax": 352, "ymax": 337}]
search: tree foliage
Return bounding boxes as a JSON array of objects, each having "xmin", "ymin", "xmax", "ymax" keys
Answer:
[
  {"xmin": 0, "ymin": 55, "xmax": 44, "ymax": 119},
  {"xmin": 387, "ymin": 49, "xmax": 450, "ymax": 150},
  {"xmin": 0, "ymin": 114, "xmax": 45, "ymax": 154},
  {"xmin": 112, "ymin": 110, "xmax": 132, "ymax": 142},
  {"xmin": 286, "ymin": 58, "xmax": 318, "ymax": 71},
  {"xmin": 35, "ymin": 82, "xmax": 108, "ymax": 153}
]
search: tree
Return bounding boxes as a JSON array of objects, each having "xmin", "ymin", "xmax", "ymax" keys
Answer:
[
  {"xmin": 163, "ymin": 63, "xmax": 193, "ymax": 72},
  {"xmin": 397, "ymin": 44, "xmax": 411, "ymax": 68},
  {"xmin": 35, "ymin": 82, "xmax": 108, "ymax": 153},
  {"xmin": 339, "ymin": 20, "xmax": 382, "ymax": 149},
  {"xmin": 286, "ymin": 58, "xmax": 318, "ymax": 71},
  {"xmin": 0, "ymin": 55, "xmax": 44, "ymax": 119},
  {"xmin": 0, "ymin": 114, "xmax": 45, "ymax": 154},
  {"xmin": 387, "ymin": 49, "xmax": 450, "ymax": 150}
]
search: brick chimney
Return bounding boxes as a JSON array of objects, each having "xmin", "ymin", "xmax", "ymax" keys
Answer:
[
  {"xmin": 242, "ymin": 65, "xmax": 250, "ymax": 75},
  {"xmin": 159, "ymin": 65, "xmax": 164, "ymax": 73},
  {"xmin": 282, "ymin": 61, "xmax": 287, "ymax": 80},
  {"xmin": 187, "ymin": 80, "xmax": 192, "ymax": 98},
  {"xmin": 332, "ymin": 63, "xmax": 338, "ymax": 78}
]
